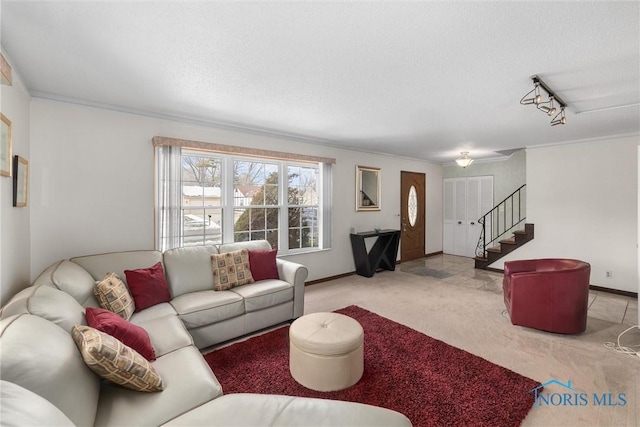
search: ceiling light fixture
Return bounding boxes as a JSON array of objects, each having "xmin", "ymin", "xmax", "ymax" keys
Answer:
[
  {"xmin": 456, "ymin": 152, "xmax": 474, "ymax": 168},
  {"xmin": 537, "ymin": 95, "xmax": 557, "ymax": 116},
  {"xmin": 521, "ymin": 76, "xmax": 568, "ymax": 126},
  {"xmin": 519, "ymin": 82, "xmax": 542, "ymax": 105},
  {"xmin": 550, "ymin": 107, "xmax": 566, "ymax": 126}
]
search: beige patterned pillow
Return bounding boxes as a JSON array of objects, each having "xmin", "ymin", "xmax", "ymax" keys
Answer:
[
  {"xmin": 211, "ymin": 249, "xmax": 254, "ymax": 291},
  {"xmin": 94, "ymin": 273, "xmax": 135, "ymax": 320},
  {"xmin": 71, "ymin": 325, "xmax": 164, "ymax": 392}
]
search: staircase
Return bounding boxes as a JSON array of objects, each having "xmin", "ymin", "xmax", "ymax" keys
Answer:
[
  {"xmin": 473, "ymin": 184, "xmax": 535, "ymax": 270},
  {"xmin": 474, "ymin": 223, "xmax": 534, "ymax": 269}
]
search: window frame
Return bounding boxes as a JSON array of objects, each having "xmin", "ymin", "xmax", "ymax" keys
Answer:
[{"xmin": 157, "ymin": 147, "xmax": 330, "ymax": 255}]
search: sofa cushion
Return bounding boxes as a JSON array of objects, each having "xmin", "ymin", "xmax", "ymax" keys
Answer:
[
  {"xmin": 72, "ymin": 325, "xmax": 164, "ymax": 392},
  {"xmin": 218, "ymin": 239, "xmax": 271, "ymax": 253},
  {"xmin": 129, "ymin": 302, "xmax": 177, "ymax": 324},
  {"xmin": 0, "ymin": 314, "xmax": 100, "ymax": 426},
  {"xmin": 0, "ymin": 284, "xmax": 86, "ymax": 333},
  {"xmin": 86, "ymin": 307, "xmax": 156, "ymax": 361},
  {"xmin": 211, "ymin": 249, "xmax": 254, "ymax": 291},
  {"xmin": 0, "ymin": 380, "xmax": 75, "ymax": 427},
  {"xmin": 71, "ymin": 250, "xmax": 164, "ymax": 285},
  {"xmin": 163, "ymin": 245, "xmax": 219, "ymax": 297},
  {"xmin": 32, "ymin": 260, "xmax": 98, "ymax": 307},
  {"xmin": 161, "ymin": 393, "xmax": 412, "ymax": 427},
  {"xmin": 135, "ymin": 315, "xmax": 193, "ymax": 357},
  {"xmin": 249, "ymin": 249, "xmax": 279, "ymax": 281},
  {"xmin": 124, "ymin": 262, "xmax": 172, "ymax": 311},
  {"xmin": 170, "ymin": 290, "xmax": 244, "ymax": 329},
  {"xmin": 230, "ymin": 279, "xmax": 294, "ymax": 313},
  {"xmin": 95, "ymin": 346, "xmax": 223, "ymax": 427},
  {"xmin": 94, "ymin": 272, "xmax": 136, "ymax": 320}
]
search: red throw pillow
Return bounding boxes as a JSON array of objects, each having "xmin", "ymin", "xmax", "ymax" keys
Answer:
[
  {"xmin": 124, "ymin": 262, "xmax": 172, "ymax": 312},
  {"xmin": 248, "ymin": 249, "xmax": 279, "ymax": 281},
  {"xmin": 85, "ymin": 307, "xmax": 156, "ymax": 361}
]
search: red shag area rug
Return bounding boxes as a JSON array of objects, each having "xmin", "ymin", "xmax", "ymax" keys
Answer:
[{"xmin": 204, "ymin": 305, "xmax": 540, "ymax": 427}]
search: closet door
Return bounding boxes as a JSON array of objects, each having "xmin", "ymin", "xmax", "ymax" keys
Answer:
[
  {"xmin": 466, "ymin": 178, "xmax": 481, "ymax": 258},
  {"xmin": 466, "ymin": 176, "xmax": 493, "ymax": 258},
  {"xmin": 453, "ymin": 179, "xmax": 467, "ymax": 256},
  {"xmin": 443, "ymin": 179, "xmax": 455, "ymax": 254},
  {"xmin": 443, "ymin": 176, "xmax": 493, "ymax": 258}
]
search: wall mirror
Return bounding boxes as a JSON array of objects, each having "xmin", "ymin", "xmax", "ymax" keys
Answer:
[{"xmin": 356, "ymin": 165, "xmax": 381, "ymax": 211}]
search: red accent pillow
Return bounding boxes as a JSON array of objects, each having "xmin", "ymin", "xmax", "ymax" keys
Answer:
[
  {"xmin": 85, "ymin": 307, "xmax": 156, "ymax": 361},
  {"xmin": 124, "ymin": 262, "xmax": 172, "ymax": 312},
  {"xmin": 248, "ymin": 249, "xmax": 279, "ymax": 281}
]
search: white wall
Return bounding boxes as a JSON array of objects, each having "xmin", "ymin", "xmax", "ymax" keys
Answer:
[
  {"xmin": 29, "ymin": 98, "xmax": 443, "ymax": 283},
  {"xmin": 0, "ymin": 51, "xmax": 31, "ymax": 305},
  {"xmin": 443, "ymin": 149, "xmax": 526, "ymax": 204},
  {"xmin": 495, "ymin": 135, "xmax": 639, "ymax": 293}
]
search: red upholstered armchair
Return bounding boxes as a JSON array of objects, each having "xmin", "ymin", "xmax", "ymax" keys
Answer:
[{"xmin": 503, "ymin": 259, "xmax": 591, "ymax": 334}]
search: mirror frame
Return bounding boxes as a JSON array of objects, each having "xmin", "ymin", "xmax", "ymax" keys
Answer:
[{"xmin": 356, "ymin": 165, "xmax": 381, "ymax": 212}]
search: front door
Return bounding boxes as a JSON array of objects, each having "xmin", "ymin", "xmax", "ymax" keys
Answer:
[{"xmin": 400, "ymin": 171, "xmax": 426, "ymax": 261}]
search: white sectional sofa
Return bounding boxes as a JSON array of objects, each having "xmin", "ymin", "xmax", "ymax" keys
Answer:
[{"xmin": 0, "ymin": 240, "xmax": 411, "ymax": 426}]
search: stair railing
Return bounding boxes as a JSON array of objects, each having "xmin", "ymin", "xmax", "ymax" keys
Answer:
[{"xmin": 476, "ymin": 184, "xmax": 526, "ymax": 258}]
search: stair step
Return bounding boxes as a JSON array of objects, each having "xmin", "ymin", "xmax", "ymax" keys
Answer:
[
  {"xmin": 486, "ymin": 246, "xmax": 502, "ymax": 253},
  {"xmin": 499, "ymin": 238, "xmax": 517, "ymax": 245}
]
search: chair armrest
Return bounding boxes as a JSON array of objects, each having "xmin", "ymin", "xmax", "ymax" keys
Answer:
[
  {"xmin": 504, "ymin": 259, "xmax": 538, "ymax": 276},
  {"xmin": 276, "ymin": 259, "xmax": 309, "ymax": 318}
]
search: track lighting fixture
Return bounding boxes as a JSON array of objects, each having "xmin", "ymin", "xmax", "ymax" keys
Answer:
[
  {"xmin": 456, "ymin": 152, "xmax": 473, "ymax": 168},
  {"xmin": 520, "ymin": 82, "xmax": 542, "ymax": 105},
  {"xmin": 550, "ymin": 107, "xmax": 566, "ymax": 126},
  {"xmin": 521, "ymin": 76, "xmax": 568, "ymax": 126},
  {"xmin": 537, "ymin": 96, "xmax": 556, "ymax": 116}
]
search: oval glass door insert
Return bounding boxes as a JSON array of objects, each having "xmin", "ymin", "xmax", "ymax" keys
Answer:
[{"xmin": 408, "ymin": 185, "xmax": 418, "ymax": 226}]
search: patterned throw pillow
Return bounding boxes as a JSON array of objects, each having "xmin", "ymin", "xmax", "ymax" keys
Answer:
[
  {"xmin": 71, "ymin": 325, "xmax": 164, "ymax": 392},
  {"xmin": 211, "ymin": 249, "xmax": 254, "ymax": 291},
  {"xmin": 94, "ymin": 273, "xmax": 135, "ymax": 320}
]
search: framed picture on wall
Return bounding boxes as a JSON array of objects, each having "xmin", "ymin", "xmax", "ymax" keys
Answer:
[
  {"xmin": 356, "ymin": 165, "xmax": 381, "ymax": 211},
  {"xmin": 1, "ymin": 113, "xmax": 12, "ymax": 177},
  {"xmin": 13, "ymin": 155, "xmax": 28, "ymax": 207}
]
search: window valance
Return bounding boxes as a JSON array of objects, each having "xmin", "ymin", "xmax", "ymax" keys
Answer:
[{"xmin": 152, "ymin": 136, "xmax": 336, "ymax": 165}]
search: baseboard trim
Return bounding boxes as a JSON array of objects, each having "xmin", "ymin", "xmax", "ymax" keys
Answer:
[
  {"xmin": 485, "ymin": 267, "xmax": 504, "ymax": 274},
  {"xmin": 307, "ymin": 252, "xmax": 446, "ymax": 285},
  {"xmin": 425, "ymin": 251, "xmax": 443, "ymax": 258},
  {"xmin": 589, "ymin": 285, "xmax": 638, "ymax": 298},
  {"xmin": 306, "ymin": 272, "xmax": 356, "ymax": 286}
]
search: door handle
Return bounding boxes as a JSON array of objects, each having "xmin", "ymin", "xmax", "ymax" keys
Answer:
[
  {"xmin": 470, "ymin": 222, "xmax": 475, "ymax": 225},
  {"xmin": 457, "ymin": 221, "xmax": 462, "ymax": 225}
]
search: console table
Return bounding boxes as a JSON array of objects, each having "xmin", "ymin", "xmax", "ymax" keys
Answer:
[{"xmin": 349, "ymin": 229, "xmax": 401, "ymax": 277}]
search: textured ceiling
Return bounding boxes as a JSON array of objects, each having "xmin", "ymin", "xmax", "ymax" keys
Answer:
[{"xmin": 1, "ymin": 1, "xmax": 639, "ymax": 163}]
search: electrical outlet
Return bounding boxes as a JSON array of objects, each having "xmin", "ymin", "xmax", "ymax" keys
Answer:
[{"xmin": 606, "ymin": 271, "xmax": 613, "ymax": 278}]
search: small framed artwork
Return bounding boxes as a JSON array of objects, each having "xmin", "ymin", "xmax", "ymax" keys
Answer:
[
  {"xmin": 1, "ymin": 113, "xmax": 12, "ymax": 177},
  {"xmin": 13, "ymin": 155, "xmax": 28, "ymax": 207}
]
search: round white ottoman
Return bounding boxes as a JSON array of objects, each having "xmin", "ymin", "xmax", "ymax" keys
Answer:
[{"xmin": 289, "ymin": 312, "xmax": 364, "ymax": 392}]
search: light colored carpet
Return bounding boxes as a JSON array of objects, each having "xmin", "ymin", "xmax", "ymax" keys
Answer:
[{"xmin": 304, "ymin": 254, "xmax": 640, "ymax": 427}]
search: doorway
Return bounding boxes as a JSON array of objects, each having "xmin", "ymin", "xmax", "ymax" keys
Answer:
[{"xmin": 400, "ymin": 171, "xmax": 426, "ymax": 262}]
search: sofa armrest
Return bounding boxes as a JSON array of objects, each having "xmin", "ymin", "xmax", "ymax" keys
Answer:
[{"xmin": 276, "ymin": 259, "xmax": 308, "ymax": 318}]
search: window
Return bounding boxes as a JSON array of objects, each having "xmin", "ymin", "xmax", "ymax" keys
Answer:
[
  {"xmin": 233, "ymin": 159, "xmax": 279, "ymax": 248},
  {"xmin": 287, "ymin": 165, "xmax": 319, "ymax": 250},
  {"xmin": 181, "ymin": 154, "xmax": 223, "ymax": 247},
  {"xmin": 155, "ymin": 141, "xmax": 332, "ymax": 254}
]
